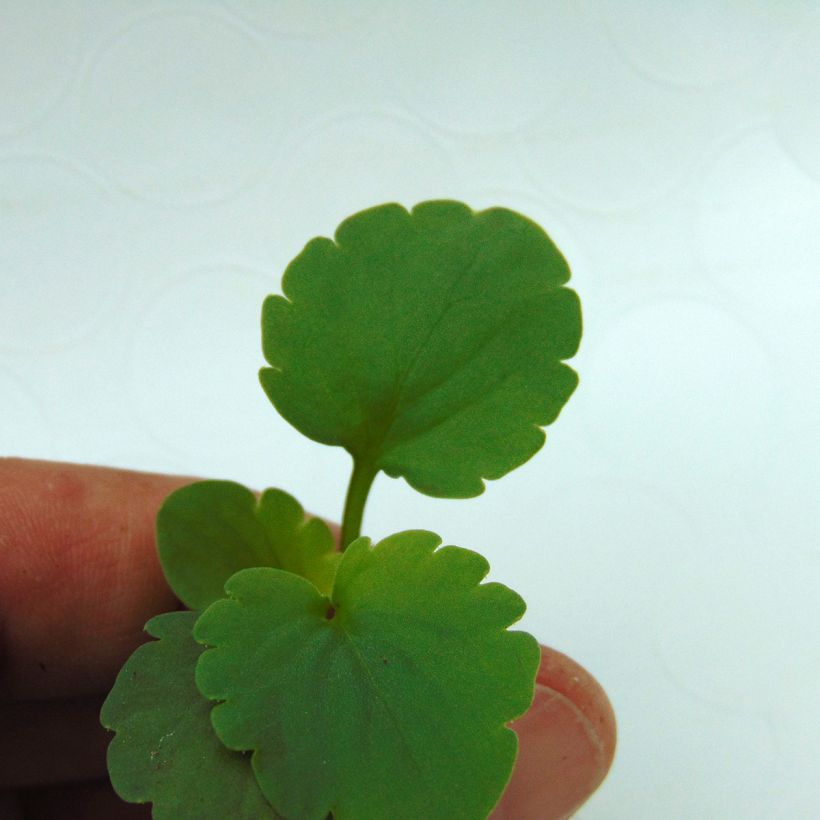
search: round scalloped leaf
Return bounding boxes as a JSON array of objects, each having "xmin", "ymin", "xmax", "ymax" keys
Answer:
[
  {"xmin": 100, "ymin": 611, "xmax": 279, "ymax": 819},
  {"xmin": 157, "ymin": 481, "xmax": 339, "ymax": 610},
  {"xmin": 194, "ymin": 531, "xmax": 540, "ymax": 820},
  {"xmin": 260, "ymin": 200, "xmax": 581, "ymax": 498}
]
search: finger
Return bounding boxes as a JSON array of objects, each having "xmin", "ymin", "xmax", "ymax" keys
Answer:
[
  {"xmin": 16, "ymin": 778, "xmax": 150, "ymax": 820},
  {"xmin": 0, "ymin": 458, "xmax": 616, "ymax": 818},
  {"xmin": 492, "ymin": 645, "xmax": 616, "ymax": 820},
  {"xmin": 0, "ymin": 695, "xmax": 108, "ymax": 789},
  {"xmin": 5, "ymin": 652, "xmax": 616, "ymax": 817},
  {"xmin": 0, "ymin": 791, "xmax": 22, "ymax": 820},
  {"xmin": 0, "ymin": 459, "xmax": 192, "ymax": 699}
]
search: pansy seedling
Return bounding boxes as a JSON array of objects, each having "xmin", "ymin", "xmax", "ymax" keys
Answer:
[{"xmin": 102, "ymin": 200, "xmax": 582, "ymax": 819}]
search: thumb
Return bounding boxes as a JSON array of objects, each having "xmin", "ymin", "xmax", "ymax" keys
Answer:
[{"xmin": 492, "ymin": 645, "xmax": 616, "ymax": 820}]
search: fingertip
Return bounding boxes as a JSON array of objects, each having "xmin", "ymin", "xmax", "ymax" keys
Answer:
[
  {"xmin": 18, "ymin": 778, "xmax": 151, "ymax": 820},
  {"xmin": 492, "ymin": 646, "xmax": 616, "ymax": 820},
  {"xmin": 534, "ymin": 645, "xmax": 617, "ymax": 770}
]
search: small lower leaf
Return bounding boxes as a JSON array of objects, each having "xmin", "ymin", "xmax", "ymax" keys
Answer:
[
  {"xmin": 194, "ymin": 531, "xmax": 540, "ymax": 820},
  {"xmin": 101, "ymin": 611, "xmax": 278, "ymax": 819},
  {"xmin": 157, "ymin": 480, "xmax": 339, "ymax": 610}
]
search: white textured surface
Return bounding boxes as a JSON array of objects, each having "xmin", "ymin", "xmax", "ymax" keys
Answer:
[{"xmin": 2, "ymin": 2, "xmax": 819, "ymax": 816}]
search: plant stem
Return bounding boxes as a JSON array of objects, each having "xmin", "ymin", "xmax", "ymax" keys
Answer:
[{"xmin": 341, "ymin": 457, "xmax": 377, "ymax": 550}]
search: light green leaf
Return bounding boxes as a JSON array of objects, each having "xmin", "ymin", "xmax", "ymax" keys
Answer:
[
  {"xmin": 194, "ymin": 531, "xmax": 540, "ymax": 820},
  {"xmin": 157, "ymin": 481, "xmax": 339, "ymax": 610},
  {"xmin": 100, "ymin": 611, "xmax": 278, "ymax": 819},
  {"xmin": 261, "ymin": 200, "xmax": 581, "ymax": 498}
]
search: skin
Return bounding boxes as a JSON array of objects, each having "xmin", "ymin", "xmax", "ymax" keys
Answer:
[{"xmin": 0, "ymin": 458, "xmax": 615, "ymax": 819}]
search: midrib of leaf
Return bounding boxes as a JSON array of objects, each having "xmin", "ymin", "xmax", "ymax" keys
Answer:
[
  {"xmin": 354, "ymin": 240, "xmax": 485, "ymax": 462},
  {"xmin": 377, "ymin": 294, "xmax": 554, "ymax": 456},
  {"xmin": 336, "ymin": 620, "xmax": 427, "ymax": 782}
]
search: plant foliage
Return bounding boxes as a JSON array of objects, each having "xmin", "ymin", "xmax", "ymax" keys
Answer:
[
  {"xmin": 195, "ymin": 532, "xmax": 539, "ymax": 820},
  {"xmin": 157, "ymin": 481, "xmax": 338, "ymax": 610},
  {"xmin": 260, "ymin": 201, "xmax": 580, "ymax": 500},
  {"xmin": 102, "ymin": 200, "xmax": 583, "ymax": 819},
  {"xmin": 101, "ymin": 612, "xmax": 278, "ymax": 819}
]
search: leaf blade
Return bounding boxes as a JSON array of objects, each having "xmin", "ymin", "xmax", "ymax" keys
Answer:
[
  {"xmin": 100, "ymin": 611, "xmax": 278, "ymax": 820},
  {"xmin": 261, "ymin": 200, "xmax": 581, "ymax": 497},
  {"xmin": 157, "ymin": 481, "xmax": 339, "ymax": 609},
  {"xmin": 194, "ymin": 531, "xmax": 540, "ymax": 820}
]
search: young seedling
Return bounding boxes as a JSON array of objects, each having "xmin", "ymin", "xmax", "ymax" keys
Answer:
[{"xmin": 101, "ymin": 200, "xmax": 582, "ymax": 819}]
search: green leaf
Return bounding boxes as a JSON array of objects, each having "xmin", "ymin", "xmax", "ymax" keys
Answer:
[
  {"xmin": 100, "ymin": 611, "xmax": 279, "ymax": 819},
  {"xmin": 157, "ymin": 481, "xmax": 339, "ymax": 610},
  {"xmin": 194, "ymin": 531, "xmax": 540, "ymax": 820},
  {"xmin": 261, "ymin": 200, "xmax": 581, "ymax": 498}
]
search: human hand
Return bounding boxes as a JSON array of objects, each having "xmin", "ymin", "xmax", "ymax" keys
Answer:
[{"xmin": 0, "ymin": 458, "xmax": 615, "ymax": 819}]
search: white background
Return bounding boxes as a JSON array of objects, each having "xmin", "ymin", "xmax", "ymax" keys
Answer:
[{"xmin": 2, "ymin": 2, "xmax": 819, "ymax": 817}]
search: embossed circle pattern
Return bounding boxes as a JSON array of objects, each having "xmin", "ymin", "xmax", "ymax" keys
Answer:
[
  {"xmin": 593, "ymin": 0, "xmax": 808, "ymax": 87},
  {"xmin": 74, "ymin": 12, "xmax": 283, "ymax": 205},
  {"xmin": 0, "ymin": 156, "xmax": 126, "ymax": 350},
  {"xmin": 655, "ymin": 549, "xmax": 820, "ymax": 711},
  {"xmin": 224, "ymin": 0, "xmax": 380, "ymax": 35},
  {"xmin": 518, "ymin": 68, "xmax": 709, "ymax": 212},
  {"xmin": 511, "ymin": 477, "xmax": 697, "ymax": 652},
  {"xmin": 697, "ymin": 131, "xmax": 820, "ymax": 313},
  {"xmin": 130, "ymin": 266, "xmax": 279, "ymax": 458},
  {"xmin": 0, "ymin": 369, "xmax": 53, "ymax": 454},
  {"xmin": 750, "ymin": 432, "xmax": 820, "ymax": 561},
  {"xmin": 0, "ymin": 1, "xmax": 81, "ymax": 134},
  {"xmin": 268, "ymin": 112, "xmax": 458, "ymax": 258},
  {"xmin": 607, "ymin": 673, "xmax": 776, "ymax": 818},
  {"xmin": 771, "ymin": 12, "xmax": 820, "ymax": 182},
  {"xmin": 385, "ymin": 0, "xmax": 585, "ymax": 134},
  {"xmin": 578, "ymin": 300, "xmax": 775, "ymax": 490}
]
